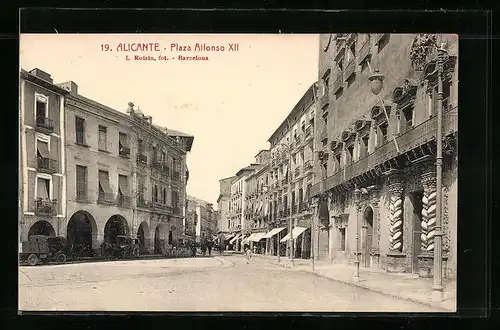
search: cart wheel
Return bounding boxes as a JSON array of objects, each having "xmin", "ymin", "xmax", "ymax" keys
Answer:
[
  {"xmin": 132, "ymin": 246, "xmax": 140, "ymax": 257},
  {"xmin": 56, "ymin": 253, "xmax": 66, "ymax": 264},
  {"xmin": 27, "ymin": 254, "xmax": 38, "ymax": 266}
]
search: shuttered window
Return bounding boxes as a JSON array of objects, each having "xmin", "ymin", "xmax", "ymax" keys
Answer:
[
  {"xmin": 98, "ymin": 126, "xmax": 107, "ymax": 151},
  {"xmin": 75, "ymin": 117, "xmax": 85, "ymax": 144},
  {"xmin": 98, "ymin": 170, "xmax": 112, "ymax": 195},
  {"xmin": 76, "ymin": 165, "xmax": 87, "ymax": 200},
  {"xmin": 37, "ymin": 177, "xmax": 50, "ymax": 200},
  {"xmin": 118, "ymin": 174, "xmax": 129, "ymax": 197}
]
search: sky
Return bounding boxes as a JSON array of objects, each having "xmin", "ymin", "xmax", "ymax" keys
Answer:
[{"xmin": 20, "ymin": 34, "xmax": 319, "ymax": 207}]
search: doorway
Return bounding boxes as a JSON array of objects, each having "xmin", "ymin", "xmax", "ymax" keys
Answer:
[
  {"xmin": 410, "ymin": 191, "xmax": 424, "ymax": 273},
  {"xmin": 363, "ymin": 207, "xmax": 374, "ymax": 267}
]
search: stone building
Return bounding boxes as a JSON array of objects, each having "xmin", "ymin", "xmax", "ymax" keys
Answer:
[
  {"xmin": 19, "ymin": 68, "xmax": 194, "ymax": 256},
  {"xmin": 265, "ymin": 84, "xmax": 317, "ymax": 259},
  {"xmin": 217, "ymin": 176, "xmax": 236, "ymax": 234},
  {"xmin": 188, "ymin": 195, "xmax": 216, "ymax": 243},
  {"xmin": 311, "ymin": 34, "xmax": 458, "ymax": 279},
  {"xmin": 19, "ymin": 69, "xmax": 69, "ymax": 242}
]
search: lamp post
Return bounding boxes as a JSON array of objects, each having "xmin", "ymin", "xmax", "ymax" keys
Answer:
[
  {"xmin": 409, "ymin": 34, "xmax": 448, "ymax": 302},
  {"xmin": 353, "ymin": 186, "xmax": 361, "ymax": 282}
]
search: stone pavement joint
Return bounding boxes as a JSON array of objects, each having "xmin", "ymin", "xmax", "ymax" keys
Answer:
[{"xmin": 251, "ymin": 254, "xmax": 456, "ymax": 312}]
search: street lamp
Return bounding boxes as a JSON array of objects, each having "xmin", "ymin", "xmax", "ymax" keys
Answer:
[
  {"xmin": 409, "ymin": 33, "xmax": 449, "ymax": 302},
  {"xmin": 353, "ymin": 186, "xmax": 361, "ymax": 282}
]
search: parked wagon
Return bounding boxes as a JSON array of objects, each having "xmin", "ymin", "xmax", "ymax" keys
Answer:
[
  {"xmin": 100, "ymin": 235, "xmax": 140, "ymax": 260},
  {"xmin": 19, "ymin": 235, "xmax": 73, "ymax": 266}
]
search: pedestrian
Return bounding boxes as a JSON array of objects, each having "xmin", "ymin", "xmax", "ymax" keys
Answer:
[
  {"xmin": 245, "ymin": 246, "xmax": 252, "ymax": 264},
  {"xmin": 208, "ymin": 240, "xmax": 213, "ymax": 256}
]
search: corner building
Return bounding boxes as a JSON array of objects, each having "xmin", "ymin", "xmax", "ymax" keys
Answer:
[{"xmin": 311, "ymin": 34, "xmax": 458, "ymax": 279}]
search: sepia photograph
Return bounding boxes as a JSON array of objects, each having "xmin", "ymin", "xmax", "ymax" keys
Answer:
[{"xmin": 18, "ymin": 32, "xmax": 458, "ymax": 313}]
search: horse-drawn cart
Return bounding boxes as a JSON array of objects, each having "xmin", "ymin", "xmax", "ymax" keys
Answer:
[{"xmin": 19, "ymin": 235, "xmax": 72, "ymax": 266}]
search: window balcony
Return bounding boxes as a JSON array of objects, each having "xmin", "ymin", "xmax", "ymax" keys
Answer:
[
  {"xmin": 150, "ymin": 201, "xmax": 173, "ymax": 214},
  {"xmin": 136, "ymin": 154, "xmax": 148, "ymax": 165},
  {"xmin": 34, "ymin": 198, "xmax": 57, "ymax": 216},
  {"xmin": 35, "ymin": 116, "xmax": 54, "ymax": 133},
  {"xmin": 37, "ymin": 157, "xmax": 57, "ymax": 174},
  {"xmin": 119, "ymin": 146, "xmax": 131, "ymax": 158},
  {"xmin": 116, "ymin": 195, "xmax": 132, "ymax": 208},
  {"xmin": 344, "ymin": 59, "xmax": 356, "ymax": 81},
  {"xmin": 333, "ymin": 73, "xmax": 344, "ymax": 93},
  {"xmin": 151, "ymin": 160, "xmax": 164, "ymax": 170},
  {"xmin": 97, "ymin": 192, "xmax": 116, "ymax": 206},
  {"xmin": 137, "ymin": 195, "xmax": 149, "ymax": 208}
]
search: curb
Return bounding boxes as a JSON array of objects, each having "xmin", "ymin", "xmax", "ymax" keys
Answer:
[{"xmin": 260, "ymin": 257, "xmax": 453, "ymax": 312}]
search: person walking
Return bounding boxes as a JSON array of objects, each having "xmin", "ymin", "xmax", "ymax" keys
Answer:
[
  {"xmin": 245, "ymin": 246, "xmax": 252, "ymax": 264},
  {"xmin": 207, "ymin": 240, "xmax": 213, "ymax": 256}
]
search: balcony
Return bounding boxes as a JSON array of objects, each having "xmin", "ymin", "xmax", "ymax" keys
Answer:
[
  {"xmin": 97, "ymin": 192, "xmax": 116, "ymax": 206},
  {"xmin": 150, "ymin": 201, "xmax": 173, "ymax": 214},
  {"xmin": 116, "ymin": 194, "xmax": 132, "ymax": 208},
  {"xmin": 333, "ymin": 73, "xmax": 344, "ymax": 93},
  {"xmin": 37, "ymin": 157, "xmax": 57, "ymax": 174},
  {"xmin": 119, "ymin": 147, "xmax": 131, "ymax": 158},
  {"xmin": 137, "ymin": 195, "xmax": 149, "ymax": 208},
  {"xmin": 34, "ymin": 198, "xmax": 57, "ymax": 216},
  {"xmin": 344, "ymin": 59, "xmax": 356, "ymax": 81},
  {"xmin": 311, "ymin": 107, "xmax": 458, "ymax": 196},
  {"xmin": 151, "ymin": 160, "xmax": 164, "ymax": 170},
  {"xmin": 136, "ymin": 154, "xmax": 148, "ymax": 165},
  {"xmin": 35, "ymin": 116, "xmax": 54, "ymax": 133},
  {"xmin": 358, "ymin": 35, "xmax": 372, "ymax": 64}
]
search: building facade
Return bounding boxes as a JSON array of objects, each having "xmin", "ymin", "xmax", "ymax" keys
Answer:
[
  {"xmin": 311, "ymin": 33, "xmax": 458, "ymax": 279},
  {"xmin": 217, "ymin": 176, "xmax": 235, "ymax": 233},
  {"xmin": 19, "ymin": 69, "xmax": 69, "ymax": 243},
  {"xmin": 188, "ymin": 195, "xmax": 216, "ymax": 243},
  {"xmin": 19, "ymin": 68, "xmax": 194, "ymax": 256}
]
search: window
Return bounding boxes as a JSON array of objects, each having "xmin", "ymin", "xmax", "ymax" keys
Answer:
[
  {"xmin": 37, "ymin": 140, "xmax": 50, "ymax": 159},
  {"xmin": 335, "ymin": 154, "xmax": 342, "ymax": 170},
  {"xmin": 76, "ymin": 165, "xmax": 87, "ymax": 201},
  {"xmin": 152, "ymin": 146, "xmax": 157, "ymax": 161},
  {"xmin": 98, "ymin": 125, "xmax": 107, "ymax": 151},
  {"xmin": 153, "ymin": 185, "xmax": 158, "ymax": 203},
  {"xmin": 162, "ymin": 187, "xmax": 167, "ymax": 204},
  {"xmin": 118, "ymin": 174, "xmax": 128, "ymax": 197},
  {"xmin": 138, "ymin": 139, "xmax": 144, "ymax": 155},
  {"xmin": 377, "ymin": 34, "xmax": 390, "ymax": 53},
  {"xmin": 161, "ymin": 151, "xmax": 166, "ymax": 163},
  {"xmin": 36, "ymin": 177, "xmax": 51, "ymax": 200},
  {"xmin": 347, "ymin": 145, "xmax": 354, "ymax": 165},
  {"xmin": 337, "ymin": 57, "xmax": 344, "ymax": 71},
  {"xmin": 402, "ymin": 105, "xmax": 414, "ymax": 128},
  {"xmin": 36, "ymin": 97, "xmax": 47, "ymax": 118},
  {"xmin": 347, "ymin": 73, "xmax": 356, "ymax": 88},
  {"xmin": 298, "ymin": 188, "xmax": 303, "ymax": 210},
  {"xmin": 361, "ymin": 135, "xmax": 369, "ymax": 157},
  {"xmin": 119, "ymin": 132, "xmax": 130, "ymax": 157},
  {"xmin": 75, "ymin": 116, "xmax": 85, "ymax": 144},
  {"xmin": 442, "ymin": 81, "xmax": 451, "ymax": 111},
  {"xmin": 349, "ymin": 41, "xmax": 356, "ymax": 60},
  {"xmin": 339, "ymin": 227, "xmax": 346, "ymax": 251},
  {"xmin": 379, "ymin": 123, "xmax": 388, "ymax": 145},
  {"xmin": 98, "ymin": 170, "xmax": 112, "ymax": 202},
  {"xmin": 335, "ymin": 88, "xmax": 344, "ymax": 100}
]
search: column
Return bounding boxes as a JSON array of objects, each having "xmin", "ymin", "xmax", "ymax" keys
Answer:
[
  {"xmin": 368, "ymin": 185, "xmax": 381, "ymax": 268},
  {"xmin": 386, "ymin": 170, "xmax": 406, "ymax": 273}
]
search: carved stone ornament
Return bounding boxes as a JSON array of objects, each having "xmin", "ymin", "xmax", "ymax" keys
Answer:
[
  {"xmin": 393, "ymin": 79, "xmax": 418, "ymax": 110},
  {"xmin": 409, "ymin": 34, "xmax": 438, "ymax": 71}
]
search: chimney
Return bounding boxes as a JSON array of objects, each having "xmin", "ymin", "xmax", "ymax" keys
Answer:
[
  {"xmin": 29, "ymin": 68, "xmax": 53, "ymax": 83},
  {"xmin": 57, "ymin": 81, "xmax": 78, "ymax": 94}
]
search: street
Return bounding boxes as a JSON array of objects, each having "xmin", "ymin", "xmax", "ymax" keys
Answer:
[{"xmin": 19, "ymin": 255, "xmax": 438, "ymax": 312}]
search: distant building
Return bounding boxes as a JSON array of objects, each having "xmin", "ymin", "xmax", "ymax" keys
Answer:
[
  {"xmin": 187, "ymin": 195, "xmax": 216, "ymax": 243},
  {"xmin": 217, "ymin": 176, "xmax": 236, "ymax": 233}
]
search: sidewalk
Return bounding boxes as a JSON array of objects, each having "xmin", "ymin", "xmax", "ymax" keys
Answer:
[{"xmin": 253, "ymin": 254, "xmax": 456, "ymax": 312}]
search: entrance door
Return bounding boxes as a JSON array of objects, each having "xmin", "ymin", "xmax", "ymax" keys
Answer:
[
  {"xmin": 364, "ymin": 207, "xmax": 374, "ymax": 267},
  {"xmin": 411, "ymin": 191, "xmax": 424, "ymax": 273}
]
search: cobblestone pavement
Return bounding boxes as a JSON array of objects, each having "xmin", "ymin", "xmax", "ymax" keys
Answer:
[{"xmin": 19, "ymin": 254, "xmax": 441, "ymax": 312}]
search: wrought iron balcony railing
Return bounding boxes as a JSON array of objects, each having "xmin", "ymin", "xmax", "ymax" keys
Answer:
[
  {"xmin": 137, "ymin": 154, "xmax": 148, "ymax": 165},
  {"xmin": 37, "ymin": 157, "xmax": 57, "ymax": 173},
  {"xmin": 97, "ymin": 192, "xmax": 116, "ymax": 206},
  {"xmin": 34, "ymin": 198, "xmax": 57, "ymax": 215},
  {"xmin": 311, "ymin": 107, "xmax": 458, "ymax": 197},
  {"xmin": 116, "ymin": 195, "xmax": 132, "ymax": 208},
  {"xmin": 35, "ymin": 116, "xmax": 54, "ymax": 133}
]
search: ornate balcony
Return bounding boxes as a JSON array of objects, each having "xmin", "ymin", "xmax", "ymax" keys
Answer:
[
  {"xmin": 37, "ymin": 157, "xmax": 57, "ymax": 174},
  {"xmin": 344, "ymin": 59, "xmax": 356, "ymax": 81},
  {"xmin": 97, "ymin": 192, "xmax": 116, "ymax": 206},
  {"xmin": 34, "ymin": 198, "xmax": 57, "ymax": 216},
  {"xmin": 116, "ymin": 195, "xmax": 132, "ymax": 208},
  {"xmin": 150, "ymin": 201, "xmax": 173, "ymax": 214},
  {"xmin": 35, "ymin": 116, "xmax": 54, "ymax": 133},
  {"xmin": 151, "ymin": 160, "xmax": 164, "ymax": 170},
  {"xmin": 333, "ymin": 73, "xmax": 344, "ymax": 93},
  {"xmin": 136, "ymin": 154, "xmax": 148, "ymax": 165},
  {"xmin": 311, "ymin": 107, "xmax": 458, "ymax": 196},
  {"xmin": 137, "ymin": 195, "xmax": 149, "ymax": 208}
]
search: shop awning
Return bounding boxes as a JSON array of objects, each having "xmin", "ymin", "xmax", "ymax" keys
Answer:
[
  {"xmin": 229, "ymin": 234, "xmax": 241, "ymax": 244},
  {"xmin": 264, "ymin": 227, "xmax": 286, "ymax": 239},
  {"xmin": 249, "ymin": 232, "xmax": 267, "ymax": 242},
  {"xmin": 280, "ymin": 227, "xmax": 308, "ymax": 243},
  {"xmin": 223, "ymin": 233, "xmax": 234, "ymax": 240}
]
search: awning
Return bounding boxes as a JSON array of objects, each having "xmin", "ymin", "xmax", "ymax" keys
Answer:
[
  {"xmin": 241, "ymin": 234, "xmax": 251, "ymax": 245},
  {"xmin": 98, "ymin": 171, "xmax": 113, "ymax": 194},
  {"xmin": 229, "ymin": 234, "xmax": 241, "ymax": 244},
  {"xmin": 37, "ymin": 141, "xmax": 51, "ymax": 158},
  {"xmin": 249, "ymin": 232, "xmax": 267, "ymax": 242},
  {"xmin": 223, "ymin": 233, "xmax": 234, "ymax": 240},
  {"xmin": 280, "ymin": 227, "xmax": 308, "ymax": 243},
  {"xmin": 264, "ymin": 227, "xmax": 286, "ymax": 239}
]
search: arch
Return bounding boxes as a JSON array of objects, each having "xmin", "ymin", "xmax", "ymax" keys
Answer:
[
  {"xmin": 168, "ymin": 230, "xmax": 173, "ymax": 245},
  {"xmin": 318, "ymin": 199, "xmax": 330, "ymax": 227},
  {"xmin": 67, "ymin": 210, "xmax": 98, "ymax": 253},
  {"xmin": 363, "ymin": 205, "xmax": 374, "ymax": 267},
  {"xmin": 104, "ymin": 215, "xmax": 130, "ymax": 244},
  {"xmin": 137, "ymin": 221, "xmax": 150, "ymax": 254},
  {"xmin": 154, "ymin": 223, "xmax": 166, "ymax": 254},
  {"xmin": 28, "ymin": 220, "xmax": 56, "ymax": 238}
]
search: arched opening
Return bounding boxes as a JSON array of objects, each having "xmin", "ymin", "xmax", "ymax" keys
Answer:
[
  {"xmin": 363, "ymin": 206, "xmax": 374, "ymax": 267},
  {"xmin": 137, "ymin": 222, "xmax": 150, "ymax": 254},
  {"xmin": 318, "ymin": 199, "xmax": 330, "ymax": 228},
  {"xmin": 168, "ymin": 230, "xmax": 173, "ymax": 245},
  {"xmin": 104, "ymin": 215, "xmax": 130, "ymax": 244},
  {"xmin": 67, "ymin": 210, "xmax": 98, "ymax": 256},
  {"xmin": 28, "ymin": 220, "xmax": 56, "ymax": 238},
  {"xmin": 154, "ymin": 224, "xmax": 165, "ymax": 254}
]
